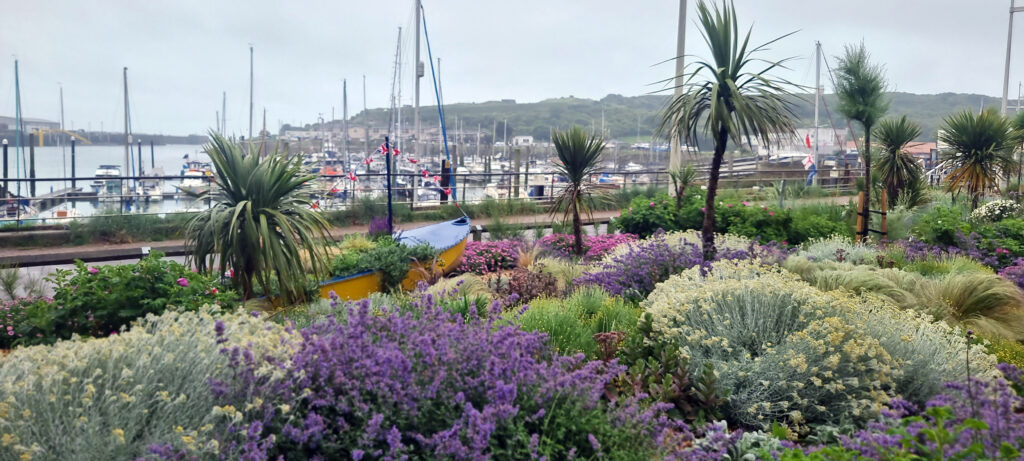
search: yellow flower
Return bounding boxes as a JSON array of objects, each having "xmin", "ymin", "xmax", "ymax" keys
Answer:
[
  {"xmin": 175, "ymin": 426, "xmax": 184, "ymax": 433},
  {"xmin": 181, "ymin": 435, "xmax": 195, "ymax": 446},
  {"xmin": 1, "ymin": 433, "xmax": 17, "ymax": 447},
  {"xmin": 111, "ymin": 428, "xmax": 125, "ymax": 444},
  {"xmin": 20, "ymin": 452, "xmax": 32, "ymax": 461},
  {"xmin": 20, "ymin": 409, "xmax": 30, "ymax": 418}
]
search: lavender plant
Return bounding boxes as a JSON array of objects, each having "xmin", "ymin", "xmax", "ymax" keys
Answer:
[{"xmin": 197, "ymin": 293, "xmax": 683, "ymax": 460}]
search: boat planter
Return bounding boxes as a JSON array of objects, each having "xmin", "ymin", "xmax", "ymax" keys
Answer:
[{"xmin": 319, "ymin": 217, "xmax": 471, "ymax": 300}]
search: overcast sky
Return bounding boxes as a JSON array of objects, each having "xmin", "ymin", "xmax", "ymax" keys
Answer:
[{"xmin": 0, "ymin": 0, "xmax": 1019, "ymax": 135}]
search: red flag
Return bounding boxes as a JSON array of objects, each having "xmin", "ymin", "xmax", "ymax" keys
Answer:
[
  {"xmin": 422, "ymin": 169, "xmax": 429, "ymax": 177},
  {"xmin": 805, "ymin": 133, "xmax": 812, "ymax": 149}
]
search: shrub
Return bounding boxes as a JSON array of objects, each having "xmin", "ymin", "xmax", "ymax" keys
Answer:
[
  {"xmin": 538, "ymin": 233, "xmax": 638, "ymax": 261},
  {"xmin": 797, "ymin": 235, "xmax": 879, "ymax": 265},
  {"xmin": 19, "ymin": 254, "xmax": 236, "ymax": 345},
  {"xmin": 0, "ymin": 307, "xmax": 295, "ymax": 460},
  {"xmin": 577, "ymin": 231, "xmax": 781, "ymax": 303},
  {"xmin": 196, "ymin": 295, "xmax": 679, "ymax": 460},
  {"xmin": 455, "ymin": 240, "xmax": 520, "ymax": 275},
  {"xmin": 508, "ymin": 287, "xmax": 640, "ymax": 358},
  {"xmin": 912, "ymin": 204, "xmax": 971, "ymax": 247},
  {"xmin": 784, "ymin": 256, "xmax": 1024, "ymax": 342},
  {"xmin": 0, "ymin": 297, "xmax": 51, "ymax": 348},
  {"xmin": 833, "ymin": 365, "xmax": 1024, "ymax": 460},
  {"xmin": 490, "ymin": 266, "xmax": 560, "ymax": 305},
  {"xmin": 970, "ymin": 199, "xmax": 1021, "ymax": 222},
  {"xmin": 643, "ymin": 263, "xmax": 895, "ymax": 429},
  {"xmin": 984, "ymin": 334, "xmax": 1024, "ymax": 369}
]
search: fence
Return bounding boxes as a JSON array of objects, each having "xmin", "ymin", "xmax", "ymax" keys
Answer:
[{"xmin": 0, "ymin": 164, "xmax": 864, "ymax": 226}]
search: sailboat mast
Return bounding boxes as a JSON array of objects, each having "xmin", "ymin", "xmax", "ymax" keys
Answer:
[
  {"xmin": 13, "ymin": 59, "xmax": 23, "ymax": 197},
  {"xmin": 396, "ymin": 27, "xmax": 403, "ymax": 153},
  {"xmin": 221, "ymin": 91, "xmax": 227, "ymax": 136},
  {"xmin": 813, "ymin": 41, "xmax": 821, "ymax": 185},
  {"xmin": 123, "ymin": 67, "xmax": 130, "ymax": 205},
  {"xmin": 414, "ymin": 0, "xmax": 422, "ymax": 161},
  {"xmin": 60, "ymin": 84, "xmax": 67, "ymax": 187},
  {"xmin": 248, "ymin": 45, "xmax": 254, "ymax": 142},
  {"xmin": 343, "ymin": 79, "xmax": 349, "ymax": 170}
]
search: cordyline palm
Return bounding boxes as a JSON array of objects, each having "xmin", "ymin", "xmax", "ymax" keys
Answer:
[
  {"xmin": 873, "ymin": 115, "xmax": 923, "ymax": 205},
  {"xmin": 939, "ymin": 108, "xmax": 1020, "ymax": 210},
  {"xmin": 551, "ymin": 126, "xmax": 604, "ymax": 257},
  {"xmin": 186, "ymin": 133, "xmax": 332, "ymax": 305},
  {"xmin": 835, "ymin": 42, "xmax": 889, "ymax": 241},
  {"xmin": 660, "ymin": 0, "xmax": 799, "ymax": 261}
]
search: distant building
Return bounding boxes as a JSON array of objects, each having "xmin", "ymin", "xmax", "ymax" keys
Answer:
[
  {"xmin": 512, "ymin": 135, "xmax": 533, "ymax": 146},
  {"xmin": 0, "ymin": 116, "xmax": 60, "ymax": 132}
]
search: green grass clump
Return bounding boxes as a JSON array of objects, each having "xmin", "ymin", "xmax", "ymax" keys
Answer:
[{"xmin": 507, "ymin": 286, "xmax": 639, "ymax": 358}]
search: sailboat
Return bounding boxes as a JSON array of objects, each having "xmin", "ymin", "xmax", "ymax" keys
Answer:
[
  {"xmin": 318, "ymin": 3, "xmax": 471, "ymax": 300},
  {"xmin": 2, "ymin": 59, "xmax": 39, "ymax": 221}
]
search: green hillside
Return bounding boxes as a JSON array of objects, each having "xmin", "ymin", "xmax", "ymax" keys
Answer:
[{"xmin": 308, "ymin": 92, "xmax": 1007, "ymax": 144}]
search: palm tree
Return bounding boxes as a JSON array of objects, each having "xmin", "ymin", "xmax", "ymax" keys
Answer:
[
  {"xmin": 669, "ymin": 163, "xmax": 698, "ymax": 211},
  {"xmin": 551, "ymin": 126, "xmax": 605, "ymax": 257},
  {"xmin": 186, "ymin": 133, "xmax": 333, "ymax": 305},
  {"xmin": 939, "ymin": 108, "xmax": 1020, "ymax": 210},
  {"xmin": 873, "ymin": 115, "xmax": 923, "ymax": 205},
  {"xmin": 834, "ymin": 42, "xmax": 889, "ymax": 241},
  {"xmin": 661, "ymin": 0, "xmax": 799, "ymax": 261}
]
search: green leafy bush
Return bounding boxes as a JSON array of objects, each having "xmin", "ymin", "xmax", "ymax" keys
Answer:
[
  {"xmin": 911, "ymin": 204, "xmax": 971, "ymax": 246},
  {"xmin": 0, "ymin": 307, "xmax": 296, "ymax": 460},
  {"xmin": 18, "ymin": 254, "xmax": 237, "ymax": 345}
]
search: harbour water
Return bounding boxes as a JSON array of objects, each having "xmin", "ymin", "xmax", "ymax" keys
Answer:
[{"xmin": 2, "ymin": 143, "xmax": 211, "ymax": 218}]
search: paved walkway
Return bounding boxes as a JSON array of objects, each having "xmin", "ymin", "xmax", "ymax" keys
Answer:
[{"xmin": 0, "ymin": 210, "xmax": 622, "ymax": 266}]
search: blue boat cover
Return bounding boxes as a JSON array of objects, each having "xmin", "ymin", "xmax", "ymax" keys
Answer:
[{"xmin": 395, "ymin": 216, "xmax": 471, "ymax": 252}]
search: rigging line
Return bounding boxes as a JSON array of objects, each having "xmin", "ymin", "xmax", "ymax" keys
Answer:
[
  {"xmin": 820, "ymin": 48, "xmax": 862, "ymax": 158},
  {"xmin": 420, "ymin": 3, "xmax": 460, "ymax": 205}
]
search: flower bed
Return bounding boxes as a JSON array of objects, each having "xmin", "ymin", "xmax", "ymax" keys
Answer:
[
  {"xmin": 538, "ymin": 233, "xmax": 637, "ymax": 261},
  {"xmin": 455, "ymin": 240, "xmax": 520, "ymax": 274}
]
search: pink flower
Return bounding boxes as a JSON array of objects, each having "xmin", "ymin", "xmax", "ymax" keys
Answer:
[
  {"xmin": 88, "ymin": 267, "xmax": 99, "ymax": 275},
  {"xmin": 742, "ymin": 201, "xmax": 750, "ymax": 206},
  {"xmin": 628, "ymin": 207, "xmax": 633, "ymax": 211},
  {"xmin": 649, "ymin": 202, "xmax": 655, "ymax": 207},
  {"xmin": 176, "ymin": 277, "xmax": 189, "ymax": 287},
  {"xmin": 768, "ymin": 211, "xmax": 775, "ymax": 216},
  {"xmin": 726, "ymin": 203, "xmax": 733, "ymax": 208},
  {"xmin": 701, "ymin": 207, "xmax": 706, "ymax": 212},
  {"xmin": 210, "ymin": 287, "xmax": 218, "ymax": 294}
]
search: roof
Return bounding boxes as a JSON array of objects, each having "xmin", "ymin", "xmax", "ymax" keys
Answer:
[{"xmin": 905, "ymin": 142, "xmax": 937, "ymax": 155}]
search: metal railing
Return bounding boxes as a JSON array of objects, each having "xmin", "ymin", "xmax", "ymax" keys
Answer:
[{"xmin": 0, "ymin": 166, "xmax": 863, "ymax": 226}]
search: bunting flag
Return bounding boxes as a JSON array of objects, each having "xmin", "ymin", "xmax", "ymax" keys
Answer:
[
  {"xmin": 392, "ymin": 147, "xmax": 401, "ymax": 156},
  {"xmin": 349, "ymin": 171, "xmax": 358, "ymax": 181},
  {"xmin": 422, "ymin": 169, "xmax": 430, "ymax": 177},
  {"xmin": 364, "ymin": 157, "xmax": 373, "ymax": 165},
  {"xmin": 432, "ymin": 175, "xmax": 441, "ymax": 183},
  {"xmin": 805, "ymin": 133, "xmax": 812, "ymax": 149},
  {"xmin": 802, "ymin": 152, "xmax": 815, "ymax": 170},
  {"xmin": 408, "ymin": 158, "xmax": 418, "ymax": 164}
]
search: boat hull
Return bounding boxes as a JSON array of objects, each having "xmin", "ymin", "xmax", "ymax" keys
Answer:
[{"xmin": 320, "ymin": 217, "xmax": 471, "ymax": 300}]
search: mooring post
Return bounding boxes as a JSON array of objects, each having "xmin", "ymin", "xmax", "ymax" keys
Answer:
[
  {"xmin": 150, "ymin": 140, "xmax": 155, "ymax": 170},
  {"xmin": 138, "ymin": 140, "xmax": 144, "ymax": 176}
]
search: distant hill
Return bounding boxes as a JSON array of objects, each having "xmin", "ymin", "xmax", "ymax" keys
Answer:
[{"xmin": 295, "ymin": 92, "xmax": 1008, "ymax": 145}]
